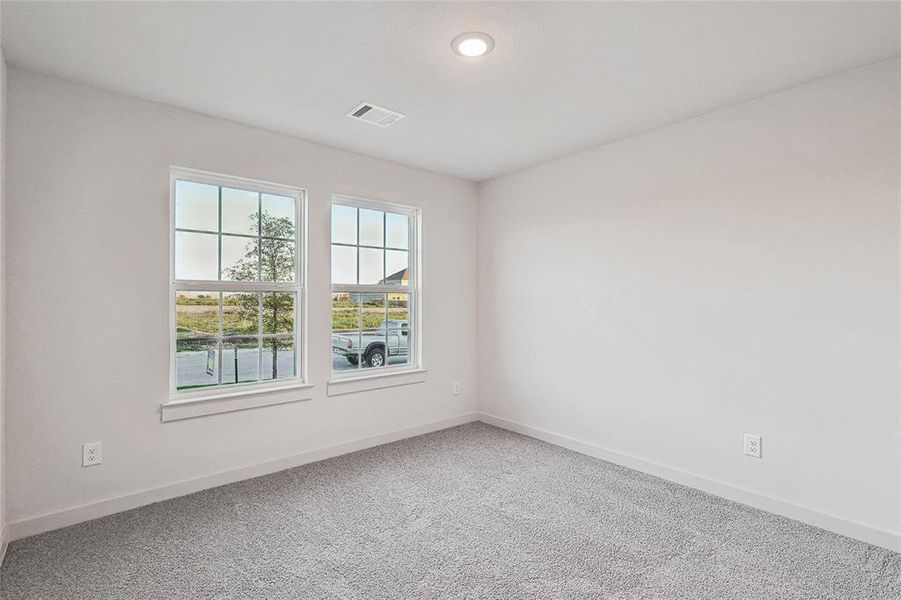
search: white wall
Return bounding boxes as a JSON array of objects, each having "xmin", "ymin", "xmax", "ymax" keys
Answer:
[
  {"xmin": 5, "ymin": 68, "xmax": 478, "ymax": 529},
  {"xmin": 0, "ymin": 48, "xmax": 7, "ymax": 549},
  {"xmin": 478, "ymin": 59, "xmax": 900, "ymax": 540}
]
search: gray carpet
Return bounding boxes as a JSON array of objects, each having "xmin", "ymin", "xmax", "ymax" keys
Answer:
[{"xmin": 1, "ymin": 422, "xmax": 899, "ymax": 599}]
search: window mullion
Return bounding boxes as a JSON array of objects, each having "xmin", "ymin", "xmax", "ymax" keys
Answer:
[
  {"xmin": 357, "ymin": 293, "xmax": 363, "ymax": 369},
  {"xmin": 217, "ymin": 291, "xmax": 223, "ymax": 385},
  {"xmin": 331, "ymin": 284, "xmax": 404, "ymax": 294},
  {"xmin": 175, "ymin": 281, "xmax": 299, "ymax": 293},
  {"xmin": 217, "ymin": 186, "xmax": 223, "ymax": 281},
  {"xmin": 383, "ymin": 292, "xmax": 388, "ymax": 365},
  {"xmin": 355, "ymin": 208, "xmax": 361, "ymax": 285},
  {"xmin": 258, "ymin": 292, "xmax": 263, "ymax": 381},
  {"xmin": 175, "ymin": 227, "xmax": 220, "ymax": 236},
  {"xmin": 257, "ymin": 192, "xmax": 263, "ymax": 282}
]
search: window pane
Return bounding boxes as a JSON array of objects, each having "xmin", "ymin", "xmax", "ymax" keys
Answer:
[
  {"xmin": 361, "ymin": 293, "xmax": 387, "ymax": 369},
  {"xmin": 361, "ymin": 293, "xmax": 386, "ymax": 328},
  {"xmin": 262, "ymin": 194, "xmax": 296, "ymax": 239},
  {"xmin": 176, "ymin": 339, "xmax": 218, "ymax": 389},
  {"xmin": 175, "ymin": 231, "xmax": 218, "ymax": 280},
  {"xmin": 262, "ymin": 336, "xmax": 295, "ymax": 380},
  {"xmin": 332, "ymin": 331, "xmax": 360, "ymax": 372},
  {"xmin": 222, "ymin": 234, "xmax": 258, "ymax": 281},
  {"xmin": 332, "ymin": 293, "xmax": 361, "ymax": 372},
  {"xmin": 221, "ymin": 337, "xmax": 260, "ymax": 385},
  {"xmin": 261, "ymin": 238, "xmax": 295, "ymax": 282},
  {"xmin": 175, "ymin": 180, "xmax": 218, "ymax": 232},
  {"xmin": 385, "ymin": 250, "xmax": 408, "ymax": 286},
  {"xmin": 387, "ymin": 293, "xmax": 409, "ymax": 328},
  {"xmin": 332, "ymin": 204, "xmax": 357, "ymax": 245},
  {"xmin": 360, "ymin": 326, "xmax": 387, "ymax": 369},
  {"xmin": 333, "ymin": 292, "xmax": 361, "ymax": 330},
  {"xmin": 387, "ymin": 293, "xmax": 410, "ymax": 367},
  {"xmin": 221, "ymin": 187, "xmax": 258, "ymax": 236},
  {"xmin": 359, "ymin": 248, "xmax": 384, "ymax": 284},
  {"xmin": 359, "ymin": 208, "xmax": 384, "ymax": 247},
  {"xmin": 385, "ymin": 212, "xmax": 409, "ymax": 249},
  {"xmin": 222, "ymin": 292, "xmax": 259, "ymax": 336},
  {"xmin": 175, "ymin": 291, "xmax": 219, "ymax": 339},
  {"xmin": 332, "ymin": 245, "xmax": 357, "ymax": 285},
  {"xmin": 263, "ymin": 292, "xmax": 294, "ymax": 334}
]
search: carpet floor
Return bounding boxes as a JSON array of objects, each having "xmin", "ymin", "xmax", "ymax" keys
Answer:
[{"xmin": 1, "ymin": 422, "xmax": 899, "ymax": 599}]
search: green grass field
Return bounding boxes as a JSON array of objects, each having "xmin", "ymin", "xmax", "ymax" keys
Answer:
[
  {"xmin": 177, "ymin": 308, "xmax": 408, "ymax": 337},
  {"xmin": 176, "ymin": 294, "xmax": 408, "ymax": 338},
  {"xmin": 332, "ymin": 310, "xmax": 409, "ymax": 330}
]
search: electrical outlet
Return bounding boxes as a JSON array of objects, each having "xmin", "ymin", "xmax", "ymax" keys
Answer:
[
  {"xmin": 743, "ymin": 434, "xmax": 761, "ymax": 459},
  {"xmin": 82, "ymin": 441, "xmax": 102, "ymax": 467},
  {"xmin": 452, "ymin": 381, "xmax": 461, "ymax": 395}
]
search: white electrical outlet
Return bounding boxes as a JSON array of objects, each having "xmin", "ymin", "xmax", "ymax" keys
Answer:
[
  {"xmin": 743, "ymin": 434, "xmax": 761, "ymax": 459},
  {"xmin": 82, "ymin": 441, "xmax": 102, "ymax": 467},
  {"xmin": 452, "ymin": 381, "xmax": 461, "ymax": 395}
]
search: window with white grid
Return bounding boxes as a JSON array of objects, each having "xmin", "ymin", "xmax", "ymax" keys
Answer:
[
  {"xmin": 170, "ymin": 168, "xmax": 304, "ymax": 393},
  {"xmin": 330, "ymin": 196, "xmax": 418, "ymax": 374}
]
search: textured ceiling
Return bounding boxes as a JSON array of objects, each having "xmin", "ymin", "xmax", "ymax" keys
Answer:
[{"xmin": 2, "ymin": 1, "xmax": 899, "ymax": 181}]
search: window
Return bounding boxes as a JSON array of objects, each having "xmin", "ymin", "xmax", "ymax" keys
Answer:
[
  {"xmin": 170, "ymin": 168, "xmax": 304, "ymax": 396},
  {"xmin": 331, "ymin": 196, "xmax": 418, "ymax": 376}
]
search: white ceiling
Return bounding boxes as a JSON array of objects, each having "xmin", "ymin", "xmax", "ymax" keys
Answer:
[{"xmin": 2, "ymin": 2, "xmax": 899, "ymax": 182}]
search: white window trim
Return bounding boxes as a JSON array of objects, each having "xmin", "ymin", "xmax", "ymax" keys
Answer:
[
  {"xmin": 327, "ymin": 368, "xmax": 427, "ymax": 397},
  {"xmin": 161, "ymin": 382, "xmax": 315, "ymax": 422},
  {"xmin": 329, "ymin": 194, "xmax": 423, "ymax": 390},
  {"xmin": 167, "ymin": 166, "xmax": 310, "ymax": 417}
]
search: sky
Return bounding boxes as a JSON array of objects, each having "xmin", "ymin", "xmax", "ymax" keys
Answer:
[{"xmin": 175, "ymin": 180, "xmax": 411, "ymax": 286}]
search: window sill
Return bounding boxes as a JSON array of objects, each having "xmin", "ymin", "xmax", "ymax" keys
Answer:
[
  {"xmin": 327, "ymin": 368, "xmax": 427, "ymax": 397},
  {"xmin": 162, "ymin": 381, "xmax": 314, "ymax": 422}
]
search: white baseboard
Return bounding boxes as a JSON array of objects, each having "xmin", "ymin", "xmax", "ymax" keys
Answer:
[
  {"xmin": 478, "ymin": 413, "xmax": 901, "ymax": 553},
  {"xmin": 0, "ymin": 526, "xmax": 8, "ymax": 567},
  {"xmin": 8, "ymin": 412, "xmax": 479, "ymax": 542}
]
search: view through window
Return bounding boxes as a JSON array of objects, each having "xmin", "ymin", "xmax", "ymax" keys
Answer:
[
  {"xmin": 172, "ymin": 170, "xmax": 303, "ymax": 391},
  {"xmin": 331, "ymin": 198, "xmax": 416, "ymax": 373}
]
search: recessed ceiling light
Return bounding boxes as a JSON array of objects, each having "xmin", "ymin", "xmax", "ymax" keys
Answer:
[{"xmin": 452, "ymin": 32, "xmax": 494, "ymax": 58}]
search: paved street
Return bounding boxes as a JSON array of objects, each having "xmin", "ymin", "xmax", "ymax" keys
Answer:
[
  {"xmin": 176, "ymin": 347, "xmax": 409, "ymax": 387},
  {"xmin": 177, "ymin": 346, "xmax": 295, "ymax": 388}
]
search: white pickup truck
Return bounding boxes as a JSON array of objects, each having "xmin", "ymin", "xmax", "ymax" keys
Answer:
[{"xmin": 332, "ymin": 319, "xmax": 409, "ymax": 367}]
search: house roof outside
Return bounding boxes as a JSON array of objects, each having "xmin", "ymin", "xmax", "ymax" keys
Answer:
[{"xmin": 382, "ymin": 269, "xmax": 408, "ymax": 285}]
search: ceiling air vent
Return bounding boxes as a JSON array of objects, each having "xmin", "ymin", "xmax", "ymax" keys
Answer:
[{"xmin": 347, "ymin": 102, "xmax": 405, "ymax": 128}]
